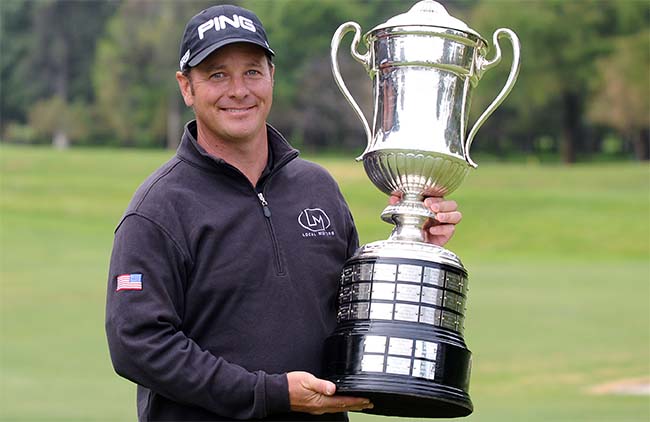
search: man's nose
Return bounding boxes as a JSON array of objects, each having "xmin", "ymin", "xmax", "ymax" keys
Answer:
[{"xmin": 228, "ymin": 75, "xmax": 249, "ymax": 98}]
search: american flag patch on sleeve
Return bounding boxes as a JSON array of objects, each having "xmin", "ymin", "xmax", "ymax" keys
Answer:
[{"xmin": 116, "ymin": 273, "xmax": 143, "ymax": 291}]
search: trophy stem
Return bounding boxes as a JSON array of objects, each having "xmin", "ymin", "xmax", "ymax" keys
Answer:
[{"xmin": 381, "ymin": 193, "xmax": 435, "ymax": 243}]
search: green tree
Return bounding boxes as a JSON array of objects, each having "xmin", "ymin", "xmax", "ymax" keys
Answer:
[
  {"xmin": 588, "ymin": 30, "xmax": 650, "ymax": 160},
  {"xmin": 0, "ymin": 0, "xmax": 117, "ymax": 146},
  {"xmin": 469, "ymin": 0, "xmax": 649, "ymax": 163},
  {"xmin": 92, "ymin": 0, "xmax": 213, "ymax": 148},
  {"xmin": 0, "ymin": 0, "xmax": 35, "ymax": 134},
  {"xmin": 28, "ymin": 96, "xmax": 91, "ymax": 145}
]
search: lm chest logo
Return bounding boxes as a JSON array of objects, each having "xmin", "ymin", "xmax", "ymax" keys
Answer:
[
  {"xmin": 299, "ymin": 208, "xmax": 330, "ymax": 231},
  {"xmin": 298, "ymin": 208, "xmax": 335, "ymax": 237}
]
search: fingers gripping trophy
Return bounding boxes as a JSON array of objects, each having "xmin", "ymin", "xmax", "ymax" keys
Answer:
[{"xmin": 324, "ymin": 0, "xmax": 520, "ymax": 417}]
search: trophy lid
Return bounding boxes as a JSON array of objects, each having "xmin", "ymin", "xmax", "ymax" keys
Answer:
[{"xmin": 369, "ymin": 0, "xmax": 483, "ymax": 40}]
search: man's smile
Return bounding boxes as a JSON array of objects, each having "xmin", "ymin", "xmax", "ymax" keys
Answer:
[{"xmin": 221, "ymin": 105, "xmax": 256, "ymax": 113}]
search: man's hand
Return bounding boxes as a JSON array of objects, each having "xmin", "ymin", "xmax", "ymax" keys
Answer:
[
  {"xmin": 389, "ymin": 195, "xmax": 462, "ymax": 247},
  {"xmin": 287, "ymin": 371, "xmax": 373, "ymax": 414}
]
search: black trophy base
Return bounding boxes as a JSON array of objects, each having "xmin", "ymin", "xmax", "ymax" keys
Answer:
[
  {"xmin": 334, "ymin": 374, "xmax": 471, "ymax": 418},
  {"xmin": 324, "ymin": 251, "xmax": 474, "ymax": 418},
  {"xmin": 325, "ymin": 326, "xmax": 472, "ymax": 418}
]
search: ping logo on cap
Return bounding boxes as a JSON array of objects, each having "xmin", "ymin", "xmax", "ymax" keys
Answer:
[
  {"xmin": 197, "ymin": 14, "xmax": 256, "ymax": 40},
  {"xmin": 179, "ymin": 49, "xmax": 190, "ymax": 69}
]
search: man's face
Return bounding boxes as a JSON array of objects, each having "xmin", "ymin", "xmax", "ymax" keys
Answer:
[{"xmin": 177, "ymin": 43, "xmax": 274, "ymax": 146}]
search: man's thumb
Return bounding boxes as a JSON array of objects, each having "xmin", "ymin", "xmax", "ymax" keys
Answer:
[{"xmin": 310, "ymin": 376, "xmax": 336, "ymax": 396}]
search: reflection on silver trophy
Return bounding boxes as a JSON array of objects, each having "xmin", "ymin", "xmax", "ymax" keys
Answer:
[{"xmin": 324, "ymin": 0, "xmax": 520, "ymax": 417}]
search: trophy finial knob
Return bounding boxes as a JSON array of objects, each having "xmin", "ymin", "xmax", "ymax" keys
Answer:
[
  {"xmin": 373, "ymin": 0, "xmax": 481, "ymax": 39},
  {"xmin": 409, "ymin": 0, "xmax": 449, "ymax": 16}
]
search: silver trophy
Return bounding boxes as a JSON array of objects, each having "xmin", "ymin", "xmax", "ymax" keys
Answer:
[{"xmin": 324, "ymin": 0, "xmax": 520, "ymax": 417}]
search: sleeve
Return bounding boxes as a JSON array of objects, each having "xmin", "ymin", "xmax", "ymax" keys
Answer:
[
  {"xmin": 346, "ymin": 208, "xmax": 360, "ymax": 260},
  {"xmin": 105, "ymin": 214, "xmax": 289, "ymax": 419},
  {"xmin": 333, "ymin": 179, "xmax": 359, "ymax": 260}
]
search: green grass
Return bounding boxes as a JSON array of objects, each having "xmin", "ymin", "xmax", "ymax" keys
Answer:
[{"xmin": 1, "ymin": 144, "xmax": 649, "ymax": 421}]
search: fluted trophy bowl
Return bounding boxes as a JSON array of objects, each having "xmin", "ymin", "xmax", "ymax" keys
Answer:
[
  {"xmin": 324, "ymin": 0, "xmax": 520, "ymax": 418},
  {"xmin": 364, "ymin": 151, "xmax": 470, "ymax": 199},
  {"xmin": 363, "ymin": 150, "xmax": 470, "ymax": 237}
]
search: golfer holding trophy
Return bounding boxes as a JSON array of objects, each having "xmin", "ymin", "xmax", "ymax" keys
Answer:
[{"xmin": 324, "ymin": 0, "xmax": 520, "ymax": 417}]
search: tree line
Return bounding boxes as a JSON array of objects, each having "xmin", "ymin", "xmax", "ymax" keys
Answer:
[{"xmin": 1, "ymin": 0, "xmax": 648, "ymax": 162}]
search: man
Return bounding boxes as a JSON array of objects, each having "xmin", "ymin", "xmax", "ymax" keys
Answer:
[{"xmin": 105, "ymin": 4, "xmax": 462, "ymax": 421}]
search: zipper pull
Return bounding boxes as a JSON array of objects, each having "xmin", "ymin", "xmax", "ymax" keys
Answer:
[{"xmin": 257, "ymin": 192, "xmax": 272, "ymax": 218}]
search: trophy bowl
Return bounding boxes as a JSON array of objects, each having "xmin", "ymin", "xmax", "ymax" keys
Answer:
[
  {"xmin": 364, "ymin": 150, "xmax": 471, "ymax": 198},
  {"xmin": 363, "ymin": 150, "xmax": 471, "ymax": 231}
]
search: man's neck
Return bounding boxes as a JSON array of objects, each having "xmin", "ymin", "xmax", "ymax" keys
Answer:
[{"xmin": 196, "ymin": 125, "xmax": 269, "ymax": 187}]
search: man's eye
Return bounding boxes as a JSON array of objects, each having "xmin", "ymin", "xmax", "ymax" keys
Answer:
[
  {"xmin": 210, "ymin": 72, "xmax": 226, "ymax": 79},
  {"xmin": 246, "ymin": 69, "xmax": 261, "ymax": 76}
]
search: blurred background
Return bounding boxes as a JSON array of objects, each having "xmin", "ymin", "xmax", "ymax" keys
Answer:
[
  {"xmin": 1, "ymin": 0, "xmax": 649, "ymax": 161},
  {"xmin": 1, "ymin": 0, "xmax": 648, "ymax": 421}
]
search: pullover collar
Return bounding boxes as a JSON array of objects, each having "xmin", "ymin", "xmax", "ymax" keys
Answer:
[{"xmin": 176, "ymin": 120, "xmax": 299, "ymax": 184}]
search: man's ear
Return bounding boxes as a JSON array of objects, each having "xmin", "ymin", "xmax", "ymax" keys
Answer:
[{"xmin": 176, "ymin": 71, "xmax": 194, "ymax": 107}]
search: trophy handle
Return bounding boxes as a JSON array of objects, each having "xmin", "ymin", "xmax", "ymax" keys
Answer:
[
  {"xmin": 331, "ymin": 21, "xmax": 372, "ymax": 161},
  {"xmin": 465, "ymin": 28, "xmax": 521, "ymax": 168}
]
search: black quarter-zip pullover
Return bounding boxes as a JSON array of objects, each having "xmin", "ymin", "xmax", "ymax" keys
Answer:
[{"xmin": 106, "ymin": 121, "xmax": 358, "ymax": 421}]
